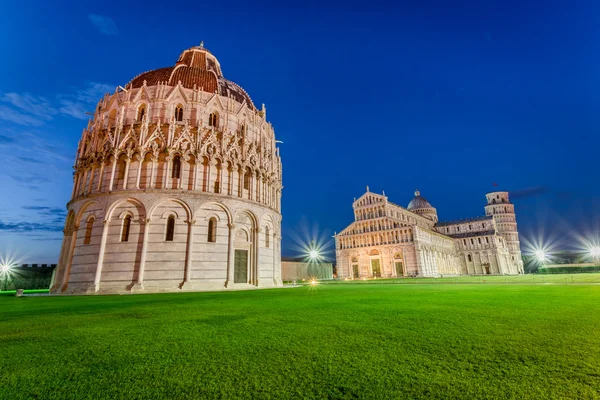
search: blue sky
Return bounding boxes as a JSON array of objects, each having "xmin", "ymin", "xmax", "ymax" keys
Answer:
[{"xmin": 1, "ymin": 0, "xmax": 599, "ymax": 263}]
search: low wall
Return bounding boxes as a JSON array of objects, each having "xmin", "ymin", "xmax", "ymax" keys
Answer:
[
  {"xmin": 281, "ymin": 261, "xmax": 333, "ymax": 281},
  {"xmin": 538, "ymin": 263, "xmax": 600, "ymax": 274}
]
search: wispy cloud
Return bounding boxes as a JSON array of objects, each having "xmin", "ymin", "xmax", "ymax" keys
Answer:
[
  {"xmin": 58, "ymin": 82, "xmax": 114, "ymax": 119},
  {"xmin": 0, "ymin": 220, "xmax": 64, "ymax": 233},
  {"xmin": 0, "ymin": 134, "xmax": 16, "ymax": 144},
  {"xmin": 88, "ymin": 14, "xmax": 118, "ymax": 36},
  {"xmin": 0, "ymin": 81, "xmax": 114, "ymax": 126}
]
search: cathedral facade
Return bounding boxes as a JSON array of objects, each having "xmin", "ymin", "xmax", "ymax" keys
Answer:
[
  {"xmin": 335, "ymin": 189, "xmax": 523, "ymax": 278},
  {"xmin": 51, "ymin": 45, "xmax": 283, "ymax": 294}
]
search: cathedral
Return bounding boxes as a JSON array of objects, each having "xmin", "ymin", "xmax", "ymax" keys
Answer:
[
  {"xmin": 51, "ymin": 44, "xmax": 283, "ymax": 294},
  {"xmin": 335, "ymin": 189, "xmax": 524, "ymax": 278}
]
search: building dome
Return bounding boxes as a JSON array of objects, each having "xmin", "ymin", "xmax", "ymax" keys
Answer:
[
  {"xmin": 407, "ymin": 190, "xmax": 433, "ymax": 210},
  {"xmin": 127, "ymin": 44, "xmax": 256, "ymax": 109},
  {"xmin": 51, "ymin": 44, "xmax": 283, "ymax": 295},
  {"xmin": 407, "ymin": 190, "xmax": 438, "ymax": 223}
]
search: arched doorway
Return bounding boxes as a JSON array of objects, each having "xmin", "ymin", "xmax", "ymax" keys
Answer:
[
  {"xmin": 234, "ymin": 229, "xmax": 250, "ymax": 283},
  {"xmin": 369, "ymin": 250, "xmax": 381, "ymax": 278},
  {"xmin": 351, "ymin": 257, "xmax": 359, "ymax": 278},
  {"xmin": 394, "ymin": 252, "xmax": 404, "ymax": 276}
]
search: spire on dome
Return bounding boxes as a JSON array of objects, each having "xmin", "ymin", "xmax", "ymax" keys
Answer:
[{"xmin": 415, "ymin": 189, "xmax": 420, "ymax": 196}]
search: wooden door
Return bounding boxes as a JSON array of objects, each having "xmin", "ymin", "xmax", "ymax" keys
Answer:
[
  {"xmin": 371, "ymin": 259, "xmax": 381, "ymax": 277},
  {"xmin": 395, "ymin": 261, "xmax": 404, "ymax": 276},
  {"xmin": 234, "ymin": 249, "xmax": 248, "ymax": 283},
  {"xmin": 352, "ymin": 264, "xmax": 359, "ymax": 278}
]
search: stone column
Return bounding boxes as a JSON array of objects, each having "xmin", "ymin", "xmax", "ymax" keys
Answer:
[
  {"xmin": 205, "ymin": 161, "xmax": 211, "ymax": 193},
  {"xmin": 226, "ymin": 223, "xmax": 236, "ymax": 287},
  {"xmin": 122, "ymin": 158, "xmax": 131, "ymax": 190},
  {"xmin": 136, "ymin": 155, "xmax": 143, "ymax": 189},
  {"xmin": 97, "ymin": 161, "xmax": 105, "ymax": 192},
  {"xmin": 87, "ymin": 166, "xmax": 95, "ymax": 194},
  {"xmin": 60, "ymin": 225, "xmax": 79, "ymax": 292},
  {"xmin": 94, "ymin": 220, "xmax": 110, "ymax": 292},
  {"xmin": 192, "ymin": 161, "xmax": 199, "ymax": 191},
  {"xmin": 182, "ymin": 219, "xmax": 196, "ymax": 287},
  {"xmin": 150, "ymin": 157, "xmax": 158, "ymax": 188},
  {"xmin": 272, "ymin": 231, "xmax": 278, "ymax": 285},
  {"xmin": 71, "ymin": 173, "xmax": 79, "ymax": 199},
  {"xmin": 164, "ymin": 156, "xmax": 172, "ymax": 189},
  {"xmin": 133, "ymin": 218, "xmax": 151, "ymax": 291},
  {"xmin": 178, "ymin": 157, "xmax": 186, "ymax": 190},
  {"xmin": 51, "ymin": 230, "xmax": 71, "ymax": 292},
  {"xmin": 109, "ymin": 157, "xmax": 117, "ymax": 191},
  {"xmin": 253, "ymin": 227, "xmax": 261, "ymax": 285}
]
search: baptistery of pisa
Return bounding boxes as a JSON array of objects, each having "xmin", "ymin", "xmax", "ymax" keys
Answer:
[{"xmin": 51, "ymin": 44, "xmax": 283, "ymax": 294}]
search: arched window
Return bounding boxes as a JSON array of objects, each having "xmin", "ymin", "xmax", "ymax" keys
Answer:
[
  {"xmin": 165, "ymin": 215, "xmax": 175, "ymax": 241},
  {"xmin": 172, "ymin": 156, "xmax": 181, "ymax": 179},
  {"xmin": 265, "ymin": 226, "xmax": 270, "ymax": 248},
  {"xmin": 467, "ymin": 254, "xmax": 472, "ymax": 262},
  {"xmin": 243, "ymin": 172, "xmax": 250, "ymax": 190},
  {"xmin": 121, "ymin": 215, "xmax": 131, "ymax": 242},
  {"xmin": 207, "ymin": 217, "xmax": 217, "ymax": 242},
  {"xmin": 482, "ymin": 223, "xmax": 485, "ymax": 228},
  {"xmin": 240, "ymin": 124, "xmax": 246, "ymax": 136},
  {"xmin": 209, "ymin": 112, "xmax": 219, "ymax": 127},
  {"xmin": 84, "ymin": 217, "xmax": 94, "ymax": 245},
  {"xmin": 175, "ymin": 105, "xmax": 184, "ymax": 122},
  {"xmin": 137, "ymin": 104, "xmax": 146, "ymax": 122}
]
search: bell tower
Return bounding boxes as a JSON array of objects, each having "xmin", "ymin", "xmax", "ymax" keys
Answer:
[{"xmin": 484, "ymin": 191, "xmax": 523, "ymax": 274}]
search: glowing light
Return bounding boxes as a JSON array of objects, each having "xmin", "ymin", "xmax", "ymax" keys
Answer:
[
  {"xmin": 535, "ymin": 250, "xmax": 546, "ymax": 262},
  {"xmin": 590, "ymin": 247, "xmax": 600, "ymax": 258},
  {"xmin": 309, "ymin": 279, "xmax": 318, "ymax": 286},
  {"xmin": 0, "ymin": 264, "xmax": 11, "ymax": 273},
  {"xmin": 287, "ymin": 221, "xmax": 333, "ymax": 264}
]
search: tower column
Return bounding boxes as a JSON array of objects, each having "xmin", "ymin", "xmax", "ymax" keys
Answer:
[
  {"xmin": 122, "ymin": 158, "xmax": 131, "ymax": 190},
  {"xmin": 109, "ymin": 157, "xmax": 117, "ymax": 191},
  {"xmin": 94, "ymin": 220, "xmax": 110, "ymax": 292},
  {"xmin": 226, "ymin": 223, "xmax": 236, "ymax": 287},
  {"xmin": 133, "ymin": 218, "xmax": 151, "ymax": 291},
  {"xmin": 182, "ymin": 220, "xmax": 196, "ymax": 287},
  {"xmin": 136, "ymin": 155, "xmax": 143, "ymax": 189},
  {"xmin": 150, "ymin": 157, "xmax": 158, "ymax": 188},
  {"xmin": 60, "ymin": 225, "xmax": 79, "ymax": 292}
]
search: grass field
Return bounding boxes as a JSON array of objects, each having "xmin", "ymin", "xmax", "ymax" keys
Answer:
[{"xmin": 1, "ymin": 284, "xmax": 599, "ymax": 399}]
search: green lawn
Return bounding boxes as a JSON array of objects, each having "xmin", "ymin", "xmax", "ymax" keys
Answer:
[{"xmin": 1, "ymin": 285, "xmax": 599, "ymax": 399}]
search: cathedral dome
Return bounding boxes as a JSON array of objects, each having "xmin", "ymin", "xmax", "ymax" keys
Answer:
[
  {"xmin": 407, "ymin": 190, "xmax": 433, "ymax": 210},
  {"xmin": 127, "ymin": 44, "xmax": 256, "ymax": 109}
]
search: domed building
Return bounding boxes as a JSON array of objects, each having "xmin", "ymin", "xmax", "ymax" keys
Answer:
[
  {"xmin": 51, "ymin": 44, "xmax": 283, "ymax": 294},
  {"xmin": 335, "ymin": 188, "xmax": 524, "ymax": 278},
  {"xmin": 407, "ymin": 190, "xmax": 438, "ymax": 223}
]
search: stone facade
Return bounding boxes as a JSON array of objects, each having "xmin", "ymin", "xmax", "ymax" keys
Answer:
[
  {"xmin": 335, "ymin": 189, "xmax": 524, "ymax": 278},
  {"xmin": 51, "ymin": 45, "xmax": 283, "ymax": 294}
]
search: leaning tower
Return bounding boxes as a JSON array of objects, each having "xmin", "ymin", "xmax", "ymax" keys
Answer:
[
  {"xmin": 51, "ymin": 44, "xmax": 283, "ymax": 294},
  {"xmin": 484, "ymin": 191, "xmax": 523, "ymax": 274}
]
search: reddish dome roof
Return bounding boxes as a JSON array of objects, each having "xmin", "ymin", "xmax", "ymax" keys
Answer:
[{"xmin": 127, "ymin": 45, "xmax": 256, "ymax": 109}]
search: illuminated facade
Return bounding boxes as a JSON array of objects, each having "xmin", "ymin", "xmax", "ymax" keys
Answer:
[
  {"xmin": 335, "ymin": 189, "xmax": 524, "ymax": 278},
  {"xmin": 51, "ymin": 44, "xmax": 283, "ymax": 294}
]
